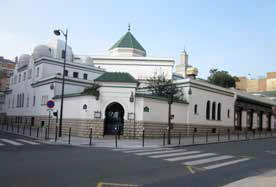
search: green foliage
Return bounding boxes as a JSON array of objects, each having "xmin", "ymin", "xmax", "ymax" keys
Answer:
[
  {"xmin": 207, "ymin": 68, "xmax": 238, "ymax": 88},
  {"xmin": 146, "ymin": 75, "xmax": 183, "ymax": 100},
  {"xmin": 82, "ymin": 83, "xmax": 100, "ymax": 96}
]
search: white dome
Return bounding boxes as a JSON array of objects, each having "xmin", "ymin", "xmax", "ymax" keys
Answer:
[
  {"xmin": 47, "ymin": 38, "xmax": 74, "ymax": 62},
  {"xmin": 18, "ymin": 54, "xmax": 31, "ymax": 67},
  {"xmin": 33, "ymin": 45, "xmax": 52, "ymax": 59}
]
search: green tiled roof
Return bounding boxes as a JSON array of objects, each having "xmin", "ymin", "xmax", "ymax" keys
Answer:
[
  {"xmin": 94, "ymin": 72, "xmax": 138, "ymax": 83},
  {"xmin": 109, "ymin": 31, "xmax": 146, "ymax": 52}
]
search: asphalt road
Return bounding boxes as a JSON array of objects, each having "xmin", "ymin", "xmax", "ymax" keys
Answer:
[{"xmin": 1, "ymin": 131, "xmax": 276, "ymax": 187}]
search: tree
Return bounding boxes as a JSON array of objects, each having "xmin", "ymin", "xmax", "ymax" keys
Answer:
[
  {"xmin": 82, "ymin": 83, "xmax": 100, "ymax": 96},
  {"xmin": 146, "ymin": 75, "xmax": 182, "ymax": 100},
  {"xmin": 207, "ymin": 68, "xmax": 238, "ymax": 88}
]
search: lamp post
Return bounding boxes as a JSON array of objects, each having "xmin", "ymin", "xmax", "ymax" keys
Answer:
[{"xmin": 54, "ymin": 28, "xmax": 68, "ymax": 137}]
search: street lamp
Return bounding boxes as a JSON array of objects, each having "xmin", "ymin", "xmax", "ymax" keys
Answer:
[{"xmin": 54, "ymin": 28, "xmax": 68, "ymax": 137}]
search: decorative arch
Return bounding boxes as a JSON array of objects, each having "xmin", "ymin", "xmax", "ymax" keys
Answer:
[
  {"xmin": 104, "ymin": 102, "xmax": 125, "ymax": 135},
  {"xmin": 217, "ymin": 103, "xmax": 221, "ymax": 120},
  {"xmin": 212, "ymin": 102, "xmax": 216, "ymax": 120},
  {"xmin": 206, "ymin": 101, "xmax": 210, "ymax": 119}
]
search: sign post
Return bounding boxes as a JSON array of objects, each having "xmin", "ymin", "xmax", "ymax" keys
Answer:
[{"xmin": 46, "ymin": 100, "xmax": 55, "ymax": 139}]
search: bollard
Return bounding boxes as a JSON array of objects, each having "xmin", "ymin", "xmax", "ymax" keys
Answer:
[
  {"xmin": 17, "ymin": 123, "xmax": 20, "ymax": 133},
  {"xmin": 206, "ymin": 132, "xmax": 208, "ymax": 143},
  {"xmin": 217, "ymin": 133, "xmax": 220, "ymax": 142},
  {"xmin": 142, "ymin": 129, "xmax": 145, "ymax": 147},
  {"xmin": 115, "ymin": 128, "xmax": 118, "ymax": 148},
  {"xmin": 68, "ymin": 128, "xmax": 71, "ymax": 144},
  {"xmin": 11, "ymin": 124, "xmax": 14, "ymax": 133},
  {"xmin": 163, "ymin": 132, "xmax": 165, "ymax": 146},
  {"xmin": 271, "ymin": 130, "xmax": 273, "ymax": 137},
  {"xmin": 178, "ymin": 132, "xmax": 181, "ymax": 145},
  {"xmin": 37, "ymin": 128, "xmax": 40, "ymax": 138},
  {"xmin": 265, "ymin": 130, "xmax": 267, "ymax": 137},
  {"xmin": 29, "ymin": 126, "xmax": 32, "ymax": 136},
  {"xmin": 55, "ymin": 126, "xmax": 58, "ymax": 142},
  {"xmin": 259, "ymin": 130, "xmax": 261, "ymax": 138},
  {"xmin": 192, "ymin": 132, "xmax": 195, "ymax": 144},
  {"xmin": 6, "ymin": 123, "xmax": 8, "ymax": 131},
  {"xmin": 237, "ymin": 132, "xmax": 239, "ymax": 140},
  {"xmin": 228, "ymin": 130, "xmax": 230, "ymax": 141},
  {"xmin": 45, "ymin": 128, "xmax": 47, "ymax": 140},
  {"xmin": 253, "ymin": 130, "xmax": 255, "ymax": 139},
  {"xmin": 245, "ymin": 131, "xmax": 247, "ymax": 140},
  {"xmin": 89, "ymin": 128, "xmax": 92, "ymax": 146},
  {"xmin": 23, "ymin": 125, "xmax": 25, "ymax": 135}
]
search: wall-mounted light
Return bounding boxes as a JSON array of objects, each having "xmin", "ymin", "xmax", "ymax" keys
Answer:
[
  {"xmin": 128, "ymin": 112, "xmax": 135, "ymax": 120},
  {"xmin": 94, "ymin": 111, "xmax": 101, "ymax": 119},
  {"xmin": 83, "ymin": 104, "xmax": 87, "ymax": 110},
  {"xmin": 50, "ymin": 83, "xmax": 54, "ymax": 90},
  {"xmin": 188, "ymin": 87, "xmax": 192, "ymax": 95},
  {"xmin": 129, "ymin": 91, "xmax": 134, "ymax": 102},
  {"xmin": 95, "ymin": 90, "xmax": 100, "ymax": 100}
]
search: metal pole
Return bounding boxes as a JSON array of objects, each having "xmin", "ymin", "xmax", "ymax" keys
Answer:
[
  {"xmin": 17, "ymin": 123, "xmax": 19, "ymax": 133},
  {"xmin": 178, "ymin": 132, "xmax": 181, "ymax": 145},
  {"xmin": 237, "ymin": 131, "xmax": 239, "ymax": 140},
  {"xmin": 59, "ymin": 29, "xmax": 68, "ymax": 138},
  {"xmin": 45, "ymin": 128, "xmax": 47, "ymax": 140},
  {"xmin": 206, "ymin": 132, "xmax": 208, "ymax": 143},
  {"xmin": 11, "ymin": 124, "xmax": 14, "ymax": 133},
  {"xmin": 55, "ymin": 126, "xmax": 58, "ymax": 142},
  {"xmin": 37, "ymin": 128, "xmax": 40, "ymax": 138},
  {"xmin": 115, "ymin": 128, "xmax": 118, "ymax": 148},
  {"xmin": 48, "ymin": 110, "xmax": 51, "ymax": 138},
  {"xmin": 228, "ymin": 130, "xmax": 230, "ymax": 141},
  {"xmin": 23, "ymin": 125, "xmax": 25, "ymax": 135},
  {"xmin": 89, "ymin": 128, "xmax": 92, "ymax": 146},
  {"xmin": 29, "ymin": 126, "xmax": 32, "ymax": 136},
  {"xmin": 192, "ymin": 132, "xmax": 195, "ymax": 144},
  {"xmin": 167, "ymin": 95, "xmax": 172, "ymax": 145},
  {"xmin": 142, "ymin": 129, "xmax": 145, "ymax": 147},
  {"xmin": 68, "ymin": 127, "xmax": 71, "ymax": 144},
  {"xmin": 163, "ymin": 132, "xmax": 165, "ymax": 146},
  {"xmin": 217, "ymin": 133, "xmax": 220, "ymax": 142}
]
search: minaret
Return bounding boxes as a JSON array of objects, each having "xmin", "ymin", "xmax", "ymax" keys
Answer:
[{"xmin": 175, "ymin": 48, "xmax": 189, "ymax": 77}]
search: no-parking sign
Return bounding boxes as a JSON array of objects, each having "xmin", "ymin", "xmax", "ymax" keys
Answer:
[{"xmin": 46, "ymin": 100, "xmax": 55, "ymax": 109}]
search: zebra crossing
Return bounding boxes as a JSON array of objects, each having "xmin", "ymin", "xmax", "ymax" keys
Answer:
[
  {"xmin": 0, "ymin": 138, "xmax": 40, "ymax": 146},
  {"xmin": 113, "ymin": 147, "xmax": 251, "ymax": 172}
]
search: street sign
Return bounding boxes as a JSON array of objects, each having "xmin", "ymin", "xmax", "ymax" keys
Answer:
[{"xmin": 46, "ymin": 100, "xmax": 55, "ymax": 108}]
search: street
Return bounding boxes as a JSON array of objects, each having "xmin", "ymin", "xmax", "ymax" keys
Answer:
[{"xmin": 1, "ymin": 131, "xmax": 276, "ymax": 187}]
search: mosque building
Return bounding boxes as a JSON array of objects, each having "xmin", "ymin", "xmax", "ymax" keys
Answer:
[{"xmin": 0, "ymin": 27, "xmax": 275, "ymax": 138}]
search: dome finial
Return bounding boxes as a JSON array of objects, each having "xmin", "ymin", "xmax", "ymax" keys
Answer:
[{"xmin": 128, "ymin": 23, "xmax": 131, "ymax": 32}]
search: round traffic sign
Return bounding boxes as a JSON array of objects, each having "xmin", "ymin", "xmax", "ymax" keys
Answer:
[{"xmin": 47, "ymin": 100, "xmax": 55, "ymax": 108}]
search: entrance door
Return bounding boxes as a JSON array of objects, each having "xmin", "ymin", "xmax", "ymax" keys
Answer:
[{"xmin": 104, "ymin": 102, "xmax": 124, "ymax": 135}]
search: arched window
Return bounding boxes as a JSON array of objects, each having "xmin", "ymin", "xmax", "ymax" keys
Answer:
[
  {"xmin": 194, "ymin": 104, "xmax": 198, "ymax": 114},
  {"xmin": 212, "ymin": 102, "xmax": 216, "ymax": 120},
  {"xmin": 206, "ymin": 101, "xmax": 210, "ymax": 119},
  {"xmin": 217, "ymin": 103, "xmax": 221, "ymax": 120}
]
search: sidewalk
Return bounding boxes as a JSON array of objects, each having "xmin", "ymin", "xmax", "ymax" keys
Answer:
[
  {"xmin": 1, "ymin": 124, "xmax": 275, "ymax": 148},
  {"xmin": 222, "ymin": 170, "xmax": 276, "ymax": 187}
]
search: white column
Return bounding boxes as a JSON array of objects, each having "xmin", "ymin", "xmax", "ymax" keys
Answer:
[
  {"xmin": 253, "ymin": 112, "xmax": 258, "ymax": 129},
  {"xmin": 242, "ymin": 110, "xmax": 247, "ymax": 129}
]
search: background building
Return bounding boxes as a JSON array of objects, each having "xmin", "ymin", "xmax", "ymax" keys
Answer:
[
  {"xmin": 236, "ymin": 72, "xmax": 276, "ymax": 92},
  {"xmin": 0, "ymin": 56, "xmax": 15, "ymax": 91}
]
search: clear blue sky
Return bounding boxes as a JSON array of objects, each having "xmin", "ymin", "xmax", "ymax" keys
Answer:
[{"xmin": 1, "ymin": 0, "xmax": 275, "ymax": 78}]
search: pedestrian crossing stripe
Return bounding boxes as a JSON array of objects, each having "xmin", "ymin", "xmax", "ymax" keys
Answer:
[
  {"xmin": 123, "ymin": 148, "xmax": 173, "ymax": 153},
  {"xmin": 0, "ymin": 138, "xmax": 23, "ymax": 146},
  {"xmin": 182, "ymin": 155, "xmax": 234, "ymax": 166},
  {"xmin": 203, "ymin": 158, "xmax": 250, "ymax": 170},
  {"xmin": 149, "ymin": 151, "xmax": 201, "ymax": 158},
  {"xmin": 135, "ymin": 149, "xmax": 184, "ymax": 156},
  {"xmin": 16, "ymin": 139, "xmax": 40, "ymax": 145},
  {"xmin": 165, "ymin": 153, "xmax": 217, "ymax": 162}
]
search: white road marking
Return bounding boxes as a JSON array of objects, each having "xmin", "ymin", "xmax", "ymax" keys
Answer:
[
  {"xmin": 204, "ymin": 158, "xmax": 250, "ymax": 170},
  {"xmin": 183, "ymin": 155, "xmax": 234, "ymax": 166},
  {"xmin": 149, "ymin": 151, "xmax": 201, "ymax": 158},
  {"xmin": 0, "ymin": 142, "xmax": 4, "ymax": 146},
  {"xmin": 135, "ymin": 149, "xmax": 185, "ymax": 156},
  {"xmin": 165, "ymin": 153, "xmax": 217, "ymax": 162},
  {"xmin": 0, "ymin": 139, "xmax": 23, "ymax": 146},
  {"xmin": 16, "ymin": 139, "xmax": 40, "ymax": 145},
  {"xmin": 112, "ymin": 148, "xmax": 138, "ymax": 151},
  {"xmin": 124, "ymin": 148, "xmax": 173, "ymax": 153}
]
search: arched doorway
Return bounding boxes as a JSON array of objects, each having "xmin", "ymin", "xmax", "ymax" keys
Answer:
[{"xmin": 104, "ymin": 102, "xmax": 124, "ymax": 135}]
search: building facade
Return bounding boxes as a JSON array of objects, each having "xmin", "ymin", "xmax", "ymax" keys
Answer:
[{"xmin": 1, "ymin": 28, "xmax": 275, "ymax": 138}]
